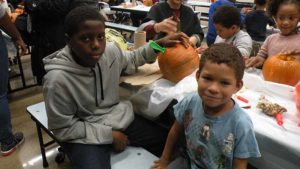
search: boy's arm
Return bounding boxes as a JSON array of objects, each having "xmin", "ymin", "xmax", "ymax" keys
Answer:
[
  {"xmin": 233, "ymin": 158, "xmax": 248, "ymax": 169},
  {"xmin": 234, "ymin": 33, "xmax": 252, "ymax": 58},
  {"xmin": 152, "ymin": 120, "xmax": 182, "ymax": 169},
  {"xmin": 120, "ymin": 32, "xmax": 189, "ymax": 75}
]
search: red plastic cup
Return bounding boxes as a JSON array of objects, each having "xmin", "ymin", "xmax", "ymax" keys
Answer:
[{"xmin": 296, "ymin": 84, "xmax": 300, "ymax": 114}]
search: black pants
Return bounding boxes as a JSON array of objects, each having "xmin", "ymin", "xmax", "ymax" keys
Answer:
[{"xmin": 61, "ymin": 115, "xmax": 169, "ymax": 169}]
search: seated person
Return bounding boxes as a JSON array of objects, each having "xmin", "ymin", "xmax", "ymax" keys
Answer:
[
  {"xmin": 246, "ymin": 0, "xmax": 300, "ymax": 68},
  {"xmin": 138, "ymin": 0, "xmax": 204, "ymax": 47},
  {"xmin": 43, "ymin": 6, "xmax": 190, "ymax": 169},
  {"xmin": 206, "ymin": 0, "xmax": 251, "ymax": 46},
  {"xmin": 198, "ymin": 6, "xmax": 252, "ymax": 58},
  {"xmin": 245, "ymin": 0, "xmax": 275, "ymax": 42},
  {"xmin": 152, "ymin": 43, "xmax": 261, "ymax": 169}
]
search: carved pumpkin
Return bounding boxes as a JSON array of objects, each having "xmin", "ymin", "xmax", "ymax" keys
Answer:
[
  {"xmin": 262, "ymin": 54, "xmax": 300, "ymax": 86},
  {"xmin": 158, "ymin": 44, "xmax": 199, "ymax": 83}
]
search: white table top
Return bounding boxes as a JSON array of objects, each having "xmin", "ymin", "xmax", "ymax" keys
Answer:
[
  {"xmin": 186, "ymin": 1, "xmax": 211, "ymax": 7},
  {"xmin": 110, "ymin": 5, "xmax": 151, "ymax": 13}
]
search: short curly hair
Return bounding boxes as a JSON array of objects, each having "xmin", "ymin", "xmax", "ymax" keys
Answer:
[
  {"xmin": 65, "ymin": 6, "xmax": 105, "ymax": 37},
  {"xmin": 199, "ymin": 43, "xmax": 245, "ymax": 81},
  {"xmin": 267, "ymin": 0, "xmax": 300, "ymax": 17},
  {"xmin": 213, "ymin": 5, "xmax": 241, "ymax": 28}
]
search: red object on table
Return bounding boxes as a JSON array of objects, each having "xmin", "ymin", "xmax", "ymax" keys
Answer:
[
  {"xmin": 296, "ymin": 84, "xmax": 300, "ymax": 114},
  {"xmin": 275, "ymin": 113, "xmax": 283, "ymax": 126},
  {"xmin": 236, "ymin": 95, "xmax": 249, "ymax": 103}
]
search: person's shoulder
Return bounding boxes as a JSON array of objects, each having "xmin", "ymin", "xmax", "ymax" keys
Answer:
[
  {"xmin": 182, "ymin": 92, "xmax": 200, "ymax": 103},
  {"xmin": 267, "ymin": 33, "xmax": 281, "ymax": 40},
  {"xmin": 231, "ymin": 104, "xmax": 252, "ymax": 126},
  {"xmin": 181, "ymin": 4, "xmax": 194, "ymax": 12},
  {"xmin": 44, "ymin": 69, "xmax": 69, "ymax": 87},
  {"xmin": 151, "ymin": 2, "xmax": 165, "ymax": 10},
  {"xmin": 235, "ymin": 30, "xmax": 251, "ymax": 40}
]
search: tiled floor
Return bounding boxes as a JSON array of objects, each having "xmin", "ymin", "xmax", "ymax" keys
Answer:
[{"xmin": 0, "ymin": 55, "xmax": 71, "ymax": 169}]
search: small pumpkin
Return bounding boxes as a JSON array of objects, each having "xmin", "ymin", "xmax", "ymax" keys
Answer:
[
  {"xmin": 158, "ymin": 44, "xmax": 199, "ymax": 83},
  {"xmin": 143, "ymin": 0, "xmax": 153, "ymax": 6},
  {"xmin": 262, "ymin": 54, "xmax": 300, "ymax": 86}
]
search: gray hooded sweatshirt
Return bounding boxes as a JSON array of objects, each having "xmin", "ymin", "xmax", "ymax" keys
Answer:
[{"xmin": 43, "ymin": 42, "xmax": 157, "ymax": 144}]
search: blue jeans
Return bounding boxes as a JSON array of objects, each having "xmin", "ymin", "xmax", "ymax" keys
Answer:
[
  {"xmin": 61, "ymin": 115, "xmax": 168, "ymax": 169},
  {"xmin": 0, "ymin": 33, "xmax": 14, "ymax": 144}
]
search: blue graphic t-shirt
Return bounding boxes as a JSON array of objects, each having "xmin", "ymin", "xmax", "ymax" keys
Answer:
[{"xmin": 174, "ymin": 92, "xmax": 261, "ymax": 169}]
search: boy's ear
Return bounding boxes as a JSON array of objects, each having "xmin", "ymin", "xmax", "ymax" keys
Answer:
[
  {"xmin": 65, "ymin": 34, "xmax": 71, "ymax": 42},
  {"xmin": 196, "ymin": 70, "xmax": 200, "ymax": 80},
  {"xmin": 231, "ymin": 25, "xmax": 237, "ymax": 30},
  {"xmin": 236, "ymin": 80, "xmax": 243, "ymax": 92}
]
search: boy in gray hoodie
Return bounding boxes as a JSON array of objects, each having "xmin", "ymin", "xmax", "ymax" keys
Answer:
[{"xmin": 43, "ymin": 6, "xmax": 189, "ymax": 169}]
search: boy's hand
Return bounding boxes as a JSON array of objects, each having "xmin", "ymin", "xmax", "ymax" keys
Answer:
[
  {"xmin": 14, "ymin": 38, "xmax": 27, "ymax": 56},
  {"xmin": 112, "ymin": 130, "xmax": 129, "ymax": 152},
  {"xmin": 155, "ymin": 32, "xmax": 189, "ymax": 48},
  {"xmin": 196, "ymin": 46, "xmax": 208, "ymax": 54},
  {"xmin": 245, "ymin": 56, "xmax": 265, "ymax": 68},
  {"xmin": 154, "ymin": 16, "xmax": 177, "ymax": 34},
  {"xmin": 151, "ymin": 158, "xmax": 170, "ymax": 169}
]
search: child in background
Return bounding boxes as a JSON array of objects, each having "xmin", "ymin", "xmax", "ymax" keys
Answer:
[
  {"xmin": 246, "ymin": 0, "xmax": 300, "ymax": 68},
  {"xmin": 43, "ymin": 6, "xmax": 189, "ymax": 169},
  {"xmin": 152, "ymin": 43, "xmax": 261, "ymax": 169},
  {"xmin": 206, "ymin": 0, "xmax": 251, "ymax": 46},
  {"xmin": 245, "ymin": 0, "xmax": 275, "ymax": 42},
  {"xmin": 197, "ymin": 6, "xmax": 253, "ymax": 58}
]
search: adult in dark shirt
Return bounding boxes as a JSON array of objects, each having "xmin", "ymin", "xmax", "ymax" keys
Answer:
[
  {"xmin": 25, "ymin": 0, "xmax": 99, "ymax": 85},
  {"xmin": 138, "ymin": 0, "xmax": 204, "ymax": 47},
  {"xmin": 245, "ymin": 0, "xmax": 275, "ymax": 42}
]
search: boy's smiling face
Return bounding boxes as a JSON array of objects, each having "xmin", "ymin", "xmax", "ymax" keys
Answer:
[
  {"xmin": 196, "ymin": 60, "xmax": 242, "ymax": 115},
  {"xmin": 69, "ymin": 20, "xmax": 106, "ymax": 67}
]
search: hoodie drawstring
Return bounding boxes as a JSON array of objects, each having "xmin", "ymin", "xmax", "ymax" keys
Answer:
[
  {"xmin": 91, "ymin": 63, "xmax": 104, "ymax": 107},
  {"xmin": 97, "ymin": 63, "xmax": 104, "ymax": 100}
]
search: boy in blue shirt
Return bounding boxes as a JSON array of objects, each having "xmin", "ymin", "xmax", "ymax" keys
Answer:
[{"xmin": 152, "ymin": 43, "xmax": 261, "ymax": 169}]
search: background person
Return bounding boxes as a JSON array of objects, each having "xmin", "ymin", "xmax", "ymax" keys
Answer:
[
  {"xmin": 138, "ymin": 0, "xmax": 204, "ymax": 47},
  {"xmin": 0, "ymin": 1, "xmax": 26, "ymax": 157}
]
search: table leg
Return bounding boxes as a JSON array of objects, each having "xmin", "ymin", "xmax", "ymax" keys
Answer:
[{"xmin": 35, "ymin": 123, "xmax": 49, "ymax": 168}]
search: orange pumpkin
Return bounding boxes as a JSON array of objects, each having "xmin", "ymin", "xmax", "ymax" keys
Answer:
[
  {"xmin": 143, "ymin": 0, "xmax": 153, "ymax": 6},
  {"xmin": 158, "ymin": 44, "xmax": 199, "ymax": 83},
  {"xmin": 262, "ymin": 54, "xmax": 300, "ymax": 86}
]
